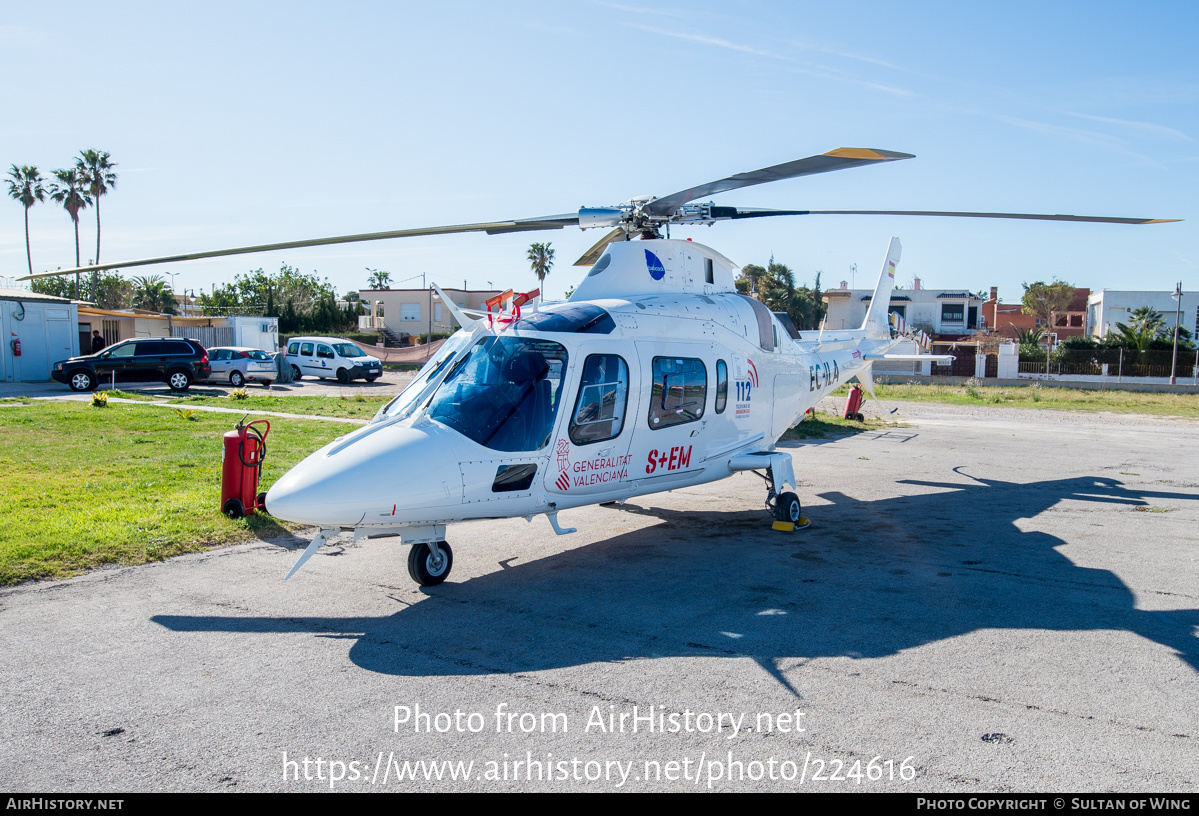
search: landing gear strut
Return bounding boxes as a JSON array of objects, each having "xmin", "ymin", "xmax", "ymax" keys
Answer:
[{"xmin": 728, "ymin": 451, "xmax": 808, "ymax": 530}]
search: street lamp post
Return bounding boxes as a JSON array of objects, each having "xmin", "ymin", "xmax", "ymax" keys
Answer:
[
  {"xmin": 426, "ymin": 286, "xmax": 440, "ymax": 361},
  {"xmin": 1170, "ymin": 282, "xmax": 1182, "ymax": 385}
]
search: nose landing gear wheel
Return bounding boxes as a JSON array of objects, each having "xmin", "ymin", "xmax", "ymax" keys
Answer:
[{"xmin": 407, "ymin": 541, "xmax": 453, "ymax": 586}]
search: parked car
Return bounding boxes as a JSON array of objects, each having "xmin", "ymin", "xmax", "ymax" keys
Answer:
[
  {"xmin": 284, "ymin": 337, "xmax": 383, "ymax": 383},
  {"xmin": 205, "ymin": 346, "xmax": 277, "ymax": 387},
  {"xmin": 51, "ymin": 337, "xmax": 211, "ymax": 392}
]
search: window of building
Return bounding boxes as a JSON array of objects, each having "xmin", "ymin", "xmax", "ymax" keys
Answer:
[
  {"xmin": 569, "ymin": 355, "xmax": 629, "ymax": 445},
  {"xmin": 941, "ymin": 303, "xmax": 964, "ymax": 323},
  {"xmin": 649, "ymin": 357, "xmax": 706, "ymax": 429},
  {"xmin": 401, "ymin": 303, "xmax": 421, "ymax": 321}
]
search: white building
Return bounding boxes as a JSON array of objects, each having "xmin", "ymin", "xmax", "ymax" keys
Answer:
[
  {"xmin": 359, "ymin": 287, "xmax": 503, "ymax": 343},
  {"xmin": 822, "ymin": 279, "xmax": 984, "ymax": 336},
  {"xmin": 1087, "ymin": 289, "xmax": 1199, "ymax": 339},
  {"xmin": 79, "ymin": 307, "xmax": 279, "ymax": 353}
]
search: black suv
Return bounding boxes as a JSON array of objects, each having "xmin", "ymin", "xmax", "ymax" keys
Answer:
[{"xmin": 52, "ymin": 338, "xmax": 211, "ymax": 392}]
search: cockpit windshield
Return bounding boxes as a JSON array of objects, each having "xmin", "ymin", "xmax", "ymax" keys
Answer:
[
  {"xmin": 427, "ymin": 335, "xmax": 567, "ymax": 452},
  {"xmin": 376, "ymin": 330, "xmax": 475, "ymax": 422}
]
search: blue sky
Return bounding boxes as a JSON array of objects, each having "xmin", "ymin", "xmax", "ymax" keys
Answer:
[{"xmin": 2, "ymin": 1, "xmax": 1195, "ymax": 303}]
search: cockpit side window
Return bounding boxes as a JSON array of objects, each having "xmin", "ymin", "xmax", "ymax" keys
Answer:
[
  {"xmin": 569, "ymin": 355, "xmax": 629, "ymax": 446},
  {"xmin": 428, "ymin": 336, "xmax": 568, "ymax": 452}
]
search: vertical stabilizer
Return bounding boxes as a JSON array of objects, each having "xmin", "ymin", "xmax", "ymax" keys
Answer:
[{"xmin": 862, "ymin": 238, "xmax": 901, "ymax": 339}]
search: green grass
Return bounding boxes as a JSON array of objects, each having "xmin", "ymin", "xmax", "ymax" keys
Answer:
[
  {"xmin": 781, "ymin": 412, "xmax": 900, "ymax": 440},
  {"xmin": 829, "ymin": 382, "xmax": 1199, "ymax": 419},
  {"xmin": 166, "ymin": 393, "xmax": 391, "ymax": 419},
  {"xmin": 104, "ymin": 389, "xmax": 164, "ymax": 402},
  {"xmin": 0, "ymin": 402, "xmax": 351, "ymax": 585}
]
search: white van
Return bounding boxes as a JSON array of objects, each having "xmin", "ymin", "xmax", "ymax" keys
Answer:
[{"xmin": 285, "ymin": 337, "xmax": 384, "ymax": 383}]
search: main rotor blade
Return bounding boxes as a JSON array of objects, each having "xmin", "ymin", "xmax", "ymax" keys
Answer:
[
  {"xmin": 17, "ymin": 213, "xmax": 581, "ymax": 280},
  {"xmin": 573, "ymin": 226, "xmax": 627, "ymax": 266},
  {"xmin": 800, "ymin": 210, "xmax": 1179, "ymax": 224},
  {"xmin": 645, "ymin": 148, "xmax": 914, "ymax": 218},
  {"xmin": 708, "ymin": 207, "xmax": 1179, "ymax": 225}
]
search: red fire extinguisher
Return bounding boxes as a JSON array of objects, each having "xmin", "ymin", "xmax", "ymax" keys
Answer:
[
  {"xmin": 221, "ymin": 416, "xmax": 271, "ymax": 518},
  {"xmin": 843, "ymin": 383, "xmax": 865, "ymax": 421},
  {"xmin": 10, "ymin": 337, "xmax": 21, "ymax": 357}
]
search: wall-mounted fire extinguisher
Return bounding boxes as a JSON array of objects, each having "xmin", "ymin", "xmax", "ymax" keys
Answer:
[
  {"xmin": 10, "ymin": 336, "xmax": 21, "ymax": 357},
  {"xmin": 221, "ymin": 416, "xmax": 271, "ymax": 519}
]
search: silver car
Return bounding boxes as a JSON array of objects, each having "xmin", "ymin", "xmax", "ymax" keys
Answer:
[{"xmin": 206, "ymin": 347, "xmax": 277, "ymax": 387}]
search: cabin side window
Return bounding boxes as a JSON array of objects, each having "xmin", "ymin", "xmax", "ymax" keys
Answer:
[
  {"xmin": 715, "ymin": 360, "xmax": 728, "ymax": 413},
  {"xmin": 649, "ymin": 357, "xmax": 706, "ymax": 429},
  {"xmin": 569, "ymin": 355, "xmax": 629, "ymax": 446}
]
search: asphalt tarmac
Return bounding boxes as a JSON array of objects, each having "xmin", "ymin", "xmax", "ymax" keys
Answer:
[{"xmin": 1, "ymin": 402, "xmax": 1196, "ymax": 792}]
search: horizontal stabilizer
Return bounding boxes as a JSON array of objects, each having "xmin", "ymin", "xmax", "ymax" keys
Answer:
[{"xmin": 864, "ymin": 354, "xmax": 954, "ymax": 362}]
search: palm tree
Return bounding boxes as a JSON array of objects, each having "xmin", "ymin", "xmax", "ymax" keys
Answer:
[
  {"xmin": 131, "ymin": 274, "xmax": 177, "ymax": 314},
  {"xmin": 48, "ymin": 167, "xmax": 92, "ymax": 297},
  {"xmin": 76, "ymin": 149, "xmax": 117, "ymax": 265},
  {"xmin": 365, "ymin": 267, "xmax": 392, "ymax": 289},
  {"xmin": 527, "ymin": 242, "xmax": 555, "ymax": 292},
  {"xmin": 5, "ymin": 165, "xmax": 46, "ymax": 276}
]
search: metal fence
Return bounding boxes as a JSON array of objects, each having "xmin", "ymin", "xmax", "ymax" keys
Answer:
[
  {"xmin": 171, "ymin": 326, "xmax": 235, "ymax": 349},
  {"xmin": 1019, "ymin": 348, "xmax": 1199, "ymax": 378}
]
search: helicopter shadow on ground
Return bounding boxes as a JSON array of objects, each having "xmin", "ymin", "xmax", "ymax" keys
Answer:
[{"xmin": 154, "ymin": 475, "xmax": 1199, "ymax": 686}]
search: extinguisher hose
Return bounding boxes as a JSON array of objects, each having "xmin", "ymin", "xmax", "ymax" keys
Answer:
[{"xmin": 239, "ymin": 426, "xmax": 267, "ymax": 469}]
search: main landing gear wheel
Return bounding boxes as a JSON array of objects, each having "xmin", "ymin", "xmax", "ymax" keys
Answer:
[
  {"xmin": 408, "ymin": 541, "xmax": 453, "ymax": 586},
  {"xmin": 774, "ymin": 491, "xmax": 802, "ymax": 524}
]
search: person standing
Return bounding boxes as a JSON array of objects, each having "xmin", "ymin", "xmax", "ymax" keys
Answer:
[{"xmin": 91, "ymin": 330, "xmax": 106, "ymax": 353}]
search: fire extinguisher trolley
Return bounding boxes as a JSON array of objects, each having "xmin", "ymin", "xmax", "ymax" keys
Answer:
[
  {"xmin": 843, "ymin": 383, "xmax": 865, "ymax": 421},
  {"xmin": 221, "ymin": 416, "xmax": 270, "ymax": 518}
]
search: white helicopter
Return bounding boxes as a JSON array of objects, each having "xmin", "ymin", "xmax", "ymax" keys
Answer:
[{"xmin": 23, "ymin": 148, "xmax": 1175, "ymax": 586}]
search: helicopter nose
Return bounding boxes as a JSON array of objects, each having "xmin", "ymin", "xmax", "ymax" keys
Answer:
[{"xmin": 265, "ymin": 423, "xmax": 463, "ymax": 527}]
